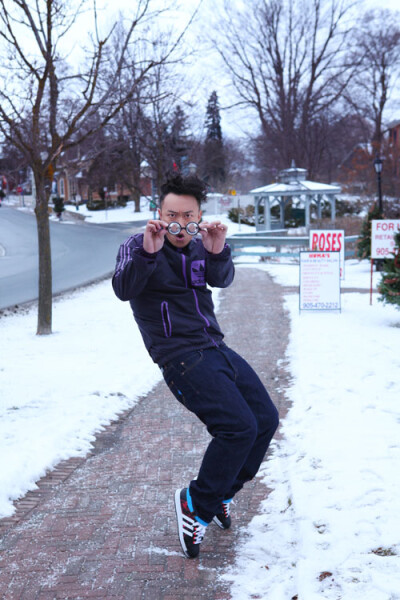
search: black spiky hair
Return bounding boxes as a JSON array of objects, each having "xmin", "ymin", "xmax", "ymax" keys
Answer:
[{"xmin": 159, "ymin": 171, "xmax": 208, "ymax": 208}]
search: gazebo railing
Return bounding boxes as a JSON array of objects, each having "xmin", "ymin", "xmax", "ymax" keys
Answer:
[{"xmin": 226, "ymin": 234, "xmax": 359, "ymax": 259}]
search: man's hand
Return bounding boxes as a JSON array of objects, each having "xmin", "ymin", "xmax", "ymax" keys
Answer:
[
  {"xmin": 199, "ymin": 221, "xmax": 228, "ymax": 254},
  {"xmin": 143, "ymin": 219, "xmax": 168, "ymax": 254}
]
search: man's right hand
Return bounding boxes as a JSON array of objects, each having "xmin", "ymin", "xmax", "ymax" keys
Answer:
[{"xmin": 143, "ymin": 219, "xmax": 168, "ymax": 254}]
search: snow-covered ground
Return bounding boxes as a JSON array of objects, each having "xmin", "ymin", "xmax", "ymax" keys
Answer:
[
  {"xmin": 239, "ymin": 258, "xmax": 382, "ymax": 290},
  {"xmin": 0, "ymin": 280, "xmax": 161, "ymax": 518},
  {"xmin": 66, "ymin": 198, "xmax": 256, "ymax": 231},
  {"xmin": 222, "ymin": 287, "xmax": 400, "ymax": 600},
  {"xmin": 1, "ymin": 201, "xmax": 399, "ymax": 598},
  {"xmin": 5, "ymin": 194, "xmax": 256, "ymax": 232},
  {"xmin": 66, "ymin": 199, "xmax": 156, "ymax": 224}
]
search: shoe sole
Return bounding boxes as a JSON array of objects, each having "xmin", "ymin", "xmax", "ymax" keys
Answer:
[{"xmin": 174, "ymin": 489, "xmax": 190, "ymax": 558}]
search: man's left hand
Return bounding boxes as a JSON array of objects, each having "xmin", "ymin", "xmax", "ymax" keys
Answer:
[{"xmin": 199, "ymin": 221, "xmax": 228, "ymax": 254}]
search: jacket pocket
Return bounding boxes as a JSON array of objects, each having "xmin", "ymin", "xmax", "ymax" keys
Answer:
[{"xmin": 161, "ymin": 301, "xmax": 172, "ymax": 338}]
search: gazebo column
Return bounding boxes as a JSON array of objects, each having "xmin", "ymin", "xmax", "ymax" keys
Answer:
[
  {"xmin": 305, "ymin": 196, "xmax": 311, "ymax": 228},
  {"xmin": 264, "ymin": 196, "xmax": 271, "ymax": 230},
  {"xmin": 279, "ymin": 196, "xmax": 285, "ymax": 228},
  {"xmin": 316, "ymin": 194, "xmax": 322, "ymax": 219},
  {"xmin": 255, "ymin": 196, "xmax": 260, "ymax": 231},
  {"xmin": 330, "ymin": 196, "xmax": 336, "ymax": 222}
]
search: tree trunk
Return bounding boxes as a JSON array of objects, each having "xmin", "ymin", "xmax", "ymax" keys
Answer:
[
  {"xmin": 133, "ymin": 188, "xmax": 141, "ymax": 212},
  {"xmin": 34, "ymin": 177, "xmax": 52, "ymax": 335}
]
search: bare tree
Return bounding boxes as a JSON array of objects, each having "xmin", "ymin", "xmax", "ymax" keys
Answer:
[
  {"xmin": 0, "ymin": 0, "xmax": 183, "ymax": 334},
  {"xmin": 345, "ymin": 9, "xmax": 400, "ymax": 152},
  {"xmin": 99, "ymin": 24, "xmax": 170, "ymax": 212},
  {"xmin": 214, "ymin": 0, "xmax": 356, "ymax": 179},
  {"xmin": 111, "ymin": 102, "xmax": 148, "ymax": 211},
  {"xmin": 138, "ymin": 63, "xmax": 193, "ymax": 193},
  {"xmin": 85, "ymin": 57, "xmax": 199, "ymax": 212},
  {"xmin": 0, "ymin": 143, "xmax": 29, "ymax": 190}
]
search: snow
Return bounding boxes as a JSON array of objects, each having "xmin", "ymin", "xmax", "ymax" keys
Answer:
[
  {"xmin": 0, "ymin": 280, "xmax": 162, "ymax": 517},
  {"xmin": 222, "ymin": 291, "xmax": 400, "ymax": 599},
  {"xmin": 64, "ymin": 198, "xmax": 256, "ymax": 232},
  {"xmin": 5, "ymin": 194, "xmax": 255, "ymax": 233},
  {"xmin": 241, "ymin": 258, "xmax": 382, "ymax": 290},
  {"xmin": 251, "ymin": 180, "xmax": 340, "ymax": 194},
  {"xmin": 1, "ymin": 201, "xmax": 400, "ymax": 599},
  {"xmin": 67, "ymin": 200, "xmax": 155, "ymax": 224}
]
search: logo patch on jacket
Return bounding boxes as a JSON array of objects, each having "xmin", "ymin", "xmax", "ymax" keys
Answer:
[{"xmin": 191, "ymin": 260, "xmax": 206, "ymax": 286}]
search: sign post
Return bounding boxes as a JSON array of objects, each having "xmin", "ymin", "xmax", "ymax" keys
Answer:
[{"xmin": 299, "ymin": 251, "xmax": 341, "ymax": 312}]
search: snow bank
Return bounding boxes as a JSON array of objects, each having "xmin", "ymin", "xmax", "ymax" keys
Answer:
[
  {"xmin": 223, "ymin": 293, "xmax": 400, "ymax": 599},
  {"xmin": 0, "ymin": 281, "xmax": 161, "ymax": 517}
]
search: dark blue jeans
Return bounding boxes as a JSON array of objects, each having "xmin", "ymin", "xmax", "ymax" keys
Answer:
[{"xmin": 162, "ymin": 344, "xmax": 279, "ymax": 524}]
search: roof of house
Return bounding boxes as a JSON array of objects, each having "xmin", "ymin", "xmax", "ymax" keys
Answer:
[{"xmin": 250, "ymin": 180, "xmax": 341, "ymax": 196}]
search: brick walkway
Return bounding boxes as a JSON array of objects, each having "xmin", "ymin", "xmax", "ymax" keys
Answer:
[{"xmin": 0, "ymin": 268, "xmax": 291, "ymax": 600}]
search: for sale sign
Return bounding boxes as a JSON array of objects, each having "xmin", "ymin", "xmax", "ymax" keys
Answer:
[
  {"xmin": 299, "ymin": 251, "xmax": 341, "ymax": 311},
  {"xmin": 309, "ymin": 229, "xmax": 345, "ymax": 279},
  {"xmin": 371, "ymin": 220, "xmax": 400, "ymax": 259}
]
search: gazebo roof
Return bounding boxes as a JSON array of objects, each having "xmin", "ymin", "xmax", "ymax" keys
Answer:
[
  {"xmin": 250, "ymin": 179, "xmax": 340, "ymax": 196},
  {"xmin": 250, "ymin": 162, "xmax": 340, "ymax": 196}
]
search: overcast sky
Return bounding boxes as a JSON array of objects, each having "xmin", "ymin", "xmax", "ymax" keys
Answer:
[
  {"xmin": 4, "ymin": 0, "xmax": 398, "ymax": 140},
  {"xmin": 90, "ymin": 0, "xmax": 400, "ymax": 139}
]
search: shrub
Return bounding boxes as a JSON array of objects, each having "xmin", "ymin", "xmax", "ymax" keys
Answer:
[{"xmin": 228, "ymin": 206, "xmax": 255, "ymax": 226}]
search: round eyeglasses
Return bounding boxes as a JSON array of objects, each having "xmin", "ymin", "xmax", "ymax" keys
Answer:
[{"xmin": 167, "ymin": 221, "xmax": 200, "ymax": 236}]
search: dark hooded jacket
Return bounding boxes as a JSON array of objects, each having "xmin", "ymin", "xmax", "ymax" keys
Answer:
[{"xmin": 112, "ymin": 234, "xmax": 235, "ymax": 366}]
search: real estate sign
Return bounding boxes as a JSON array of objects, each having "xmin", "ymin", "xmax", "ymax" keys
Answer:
[
  {"xmin": 309, "ymin": 229, "xmax": 345, "ymax": 279},
  {"xmin": 300, "ymin": 251, "xmax": 341, "ymax": 311},
  {"xmin": 371, "ymin": 220, "xmax": 400, "ymax": 259}
]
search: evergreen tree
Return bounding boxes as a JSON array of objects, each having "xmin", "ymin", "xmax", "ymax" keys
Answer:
[
  {"xmin": 378, "ymin": 231, "xmax": 400, "ymax": 309},
  {"xmin": 205, "ymin": 91, "xmax": 223, "ymax": 142},
  {"xmin": 357, "ymin": 203, "xmax": 382, "ymax": 259},
  {"xmin": 203, "ymin": 91, "xmax": 225, "ymax": 189},
  {"xmin": 170, "ymin": 105, "xmax": 189, "ymax": 173}
]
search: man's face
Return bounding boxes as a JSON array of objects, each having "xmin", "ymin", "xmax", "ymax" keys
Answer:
[{"xmin": 159, "ymin": 193, "xmax": 202, "ymax": 248}]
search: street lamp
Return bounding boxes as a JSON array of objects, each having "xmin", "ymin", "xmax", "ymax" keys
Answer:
[{"xmin": 373, "ymin": 154, "xmax": 383, "ymax": 215}]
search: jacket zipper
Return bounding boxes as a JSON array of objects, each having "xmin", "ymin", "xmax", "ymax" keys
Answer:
[
  {"xmin": 181, "ymin": 253, "xmax": 188, "ymax": 287},
  {"xmin": 181, "ymin": 254, "xmax": 218, "ymax": 347},
  {"xmin": 192, "ymin": 289, "xmax": 218, "ymax": 347}
]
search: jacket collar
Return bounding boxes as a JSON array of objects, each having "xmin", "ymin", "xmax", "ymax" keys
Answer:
[{"xmin": 164, "ymin": 237, "xmax": 195, "ymax": 255}]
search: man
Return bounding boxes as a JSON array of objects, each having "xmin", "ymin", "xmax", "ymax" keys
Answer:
[{"xmin": 112, "ymin": 173, "xmax": 279, "ymax": 559}]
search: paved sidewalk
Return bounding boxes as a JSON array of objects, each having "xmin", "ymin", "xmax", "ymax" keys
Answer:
[{"xmin": 0, "ymin": 268, "xmax": 291, "ymax": 600}]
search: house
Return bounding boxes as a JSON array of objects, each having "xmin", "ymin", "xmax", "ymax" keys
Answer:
[{"xmin": 54, "ymin": 147, "xmax": 152, "ymax": 206}]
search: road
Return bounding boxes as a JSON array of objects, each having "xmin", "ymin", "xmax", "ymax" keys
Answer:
[{"xmin": 0, "ymin": 206, "xmax": 146, "ymax": 310}]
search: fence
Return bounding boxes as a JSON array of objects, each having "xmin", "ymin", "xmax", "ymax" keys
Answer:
[{"xmin": 226, "ymin": 233, "xmax": 359, "ymax": 260}]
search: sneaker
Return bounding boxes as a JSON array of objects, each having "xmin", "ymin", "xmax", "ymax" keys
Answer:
[
  {"xmin": 213, "ymin": 499, "xmax": 232, "ymax": 530},
  {"xmin": 174, "ymin": 488, "xmax": 207, "ymax": 558}
]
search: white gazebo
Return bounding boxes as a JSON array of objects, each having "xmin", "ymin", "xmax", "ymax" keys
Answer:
[{"xmin": 250, "ymin": 162, "xmax": 341, "ymax": 230}]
